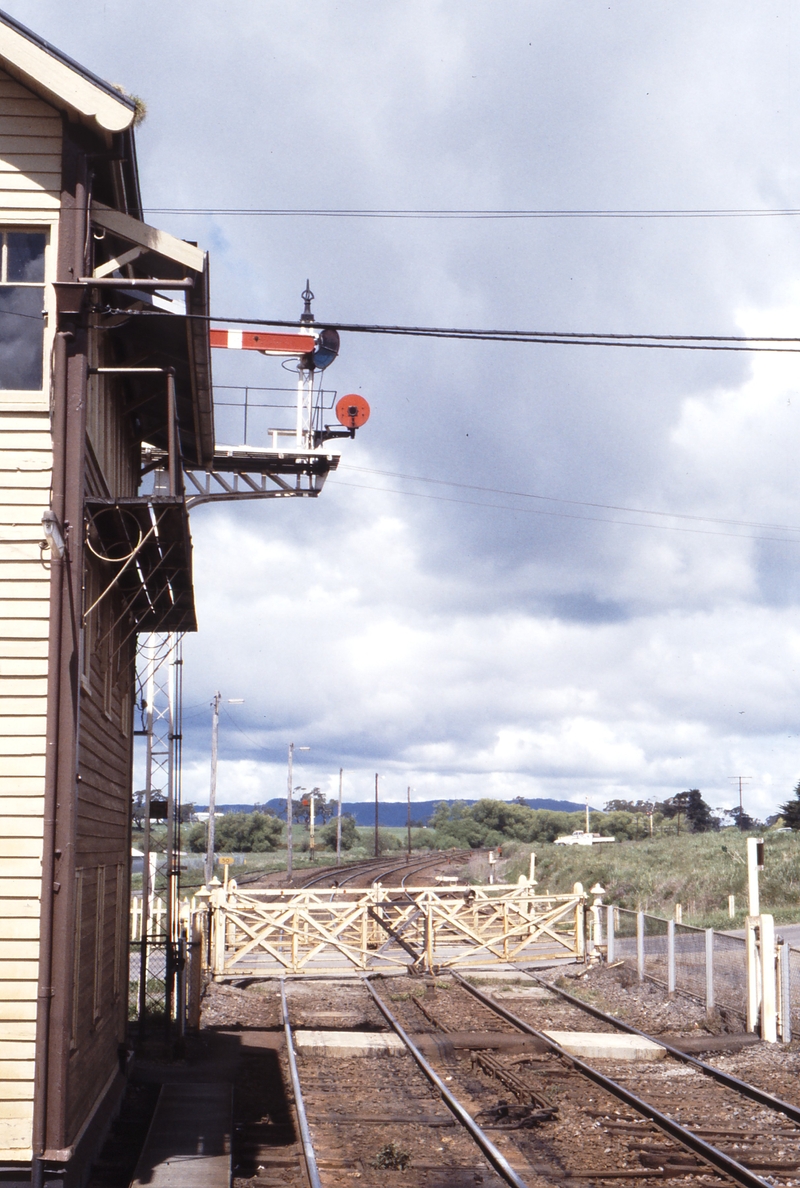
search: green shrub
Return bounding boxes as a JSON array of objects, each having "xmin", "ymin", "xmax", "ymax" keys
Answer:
[
  {"xmin": 185, "ymin": 811, "xmax": 283, "ymax": 853},
  {"xmin": 319, "ymin": 814, "xmax": 358, "ymax": 851}
]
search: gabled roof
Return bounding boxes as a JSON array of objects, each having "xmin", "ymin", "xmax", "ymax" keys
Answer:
[{"xmin": 0, "ymin": 8, "xmax": 135, "ymax": 133}]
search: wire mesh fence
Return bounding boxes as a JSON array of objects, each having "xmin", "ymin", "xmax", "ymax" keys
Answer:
[
  {"xmin": 611, "ymin": 906, "xmax": 748, "ymax": 1021},
  {"xmin": 788, "ymin": 945, "xmax": 800, "ymax": 1030},
  {"xmin": 129, "ymin": 939, "xmax": 169, "ymax": 1023},
  {"xmin": 608, "ymin": 906, "xmax": 800, "ymax": 1035}
]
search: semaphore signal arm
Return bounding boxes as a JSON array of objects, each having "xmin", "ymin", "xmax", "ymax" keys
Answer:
[{"xmin": 143, "ymin": 295, "xmax": 371, "ymax": 509}]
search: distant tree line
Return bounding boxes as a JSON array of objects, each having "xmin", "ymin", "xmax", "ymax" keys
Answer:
[
  {"xmin": 135, "ymin": 785, "xmax": 782, "ymax": 857},
  {"xmin": 603, "ymin": 792, "xmax": 765, "ymax": 834},
  {"xmin": 780, "ymin": 780, "xmax": 800, "ymax": 830}
]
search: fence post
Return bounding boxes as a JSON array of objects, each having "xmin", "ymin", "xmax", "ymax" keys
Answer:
[
  {"xmin": 705, "ymin": 928, "xmax": 715, "ymax": 1015},
  {"xmin": 760, "ymin": 914, "xmax": 777, "ymax": 1043},
  {"xmin": 667, "ymin": 919, "xmax": 675, "ymax": 996},
  {"xmin": 636, "ymin": 911, "xmax": 645, "ymax": 982},
  {"xmin": 674, "ymin": 903, "xmax": 682, "ymax": 924},
  {"xmin": 780, "ymin": 940, "xmax": 792, "ymax": 1044},
  {"xmin": 606, "ymin": 904, "xmax": 615, "ymax": 963},
  {"xmin": 728, "ymin": 894, "xmax": 735, "ymax": 919}
]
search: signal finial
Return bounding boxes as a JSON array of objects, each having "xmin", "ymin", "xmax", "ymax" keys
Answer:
[{"xmin": 301, "ymin": 280, "xmax": 315, "ymax": 324}]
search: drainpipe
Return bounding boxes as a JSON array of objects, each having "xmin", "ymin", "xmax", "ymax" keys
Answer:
[{"xmin": 32, "ymin": 329, "xmax": 71, "ymax": 1188}]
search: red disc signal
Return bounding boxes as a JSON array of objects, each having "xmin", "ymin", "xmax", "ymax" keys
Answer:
[{"xmin": 335, "ymin": 394, "xmax": 370, "ymax": 430}]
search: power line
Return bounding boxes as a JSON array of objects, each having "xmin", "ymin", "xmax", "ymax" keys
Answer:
[
  {"xmin": 327, "ymin": 478, "xmax": 800, "ymax": 545},
  {"xmin": 221, "ymin": 705, "xmax": 273, "ymax": 755},
  {"xmin": 339, "ymin": 465, "xmax": 800, "ymax": 535},
  {"xmin": 106, "ymin": 307, "xmax": 800, "ymax": 353},
  {"xmin": 141, "ymin": 206, "xmax": 800, "ymax": 220}
]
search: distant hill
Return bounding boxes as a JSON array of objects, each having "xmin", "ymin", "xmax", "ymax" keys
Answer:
[{"xmin": 212, "ymin": 797, "xmax": 589, "ymax": 826}]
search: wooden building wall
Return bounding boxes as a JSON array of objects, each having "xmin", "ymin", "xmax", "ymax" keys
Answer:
[
  {"xmin": 0, "ymin": 66, "xmax": 61, "ymax": 1161},
  {"xmin": 66, "ymin": 355, "xmax": 138, "ymax": 1143},
  {"xmin": 0, "ymin": 412, "xmax": 50, "ymax": 1158}
]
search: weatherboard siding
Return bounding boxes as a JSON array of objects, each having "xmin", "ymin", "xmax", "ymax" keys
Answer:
[
  {"xmin": 0, "ymin": 70, "xmax": 60, "ymax": 213},
  {"xmin": 0, "ymin": 410, "xmax": 50, "ymax": 1158},
  {"xmin": 0, "ymin": 62, "xmax": 61, "ymax": 1159}
]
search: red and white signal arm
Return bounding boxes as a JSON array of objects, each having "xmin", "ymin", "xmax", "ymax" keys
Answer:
[
  {"xmin": 209, "ymin": 328, "xmax": 315, "ymax": 355},
  {"xmin": 335, "ymin": 394, "xmax": 370, "ymax": 429}
]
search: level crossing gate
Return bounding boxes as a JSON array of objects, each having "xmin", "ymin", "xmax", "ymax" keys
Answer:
[{"xmin": 197, "ymin": 880, "xmax": 587, "ymax": 977}]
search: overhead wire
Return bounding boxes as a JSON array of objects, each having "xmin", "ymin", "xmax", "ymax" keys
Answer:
[
  {"xmin": 338, "ymin": 464, "xmax": 800, "ymax": 535},
  {"xmin": 104, "ymin": 307, "xmax": 800, "ymax": 353},
  {"xmin": 327, "ymin": 477, "xmax": 800, "ymax": 545},
  {"xmin": 142, "ymin": 206, "xmax": 800, "ymax": 220},
  {"xmin": 221, "ymin": 705, "xmax": 275, "ymax": 755}
]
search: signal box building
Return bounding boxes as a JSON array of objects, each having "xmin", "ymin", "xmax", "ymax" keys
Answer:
[{"xmin": 0, "ymin": 11, "xmax": 210, "ymax": 1184}]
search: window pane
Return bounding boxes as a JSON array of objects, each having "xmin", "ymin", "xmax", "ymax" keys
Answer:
[
  {"xmin": 6, "ymin": 232, "xmax": 46, "ymax": 283},
  {"xmin": 0, "ymin": 287, "xmax": 43, "ymax": 389}
]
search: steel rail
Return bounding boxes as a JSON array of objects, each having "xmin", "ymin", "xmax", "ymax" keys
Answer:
[
  {"xmin": 362, "ymin": 977, "xmax": 531, "ymax": 1188},
  {"xmin": 374, "ymin": 851, "xmax": 466, "ymax": 888},
  {"xmin": 300, "ymin": 855, "xmax": 394, "ymax": 888},
  {"xmin": 452, "ymin": 972, "xmax": 770, "ymax": 1188},
  {"xmin": 300, "ymin": 850, "xmax": 466, "ymax": 892},
  {"xmin": 522, "ymin": 971, "xmax": 800, "ymax": 1127},
  {"xmin": 280, "ymin": 982, "xmax": 322, "ymax": 1188}
]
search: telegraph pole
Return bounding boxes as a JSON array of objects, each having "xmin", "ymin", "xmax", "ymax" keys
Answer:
[
  {"xmin": 287, "ymin": 743, "xmax": 309, "ymax": 882},
  {"xmin": 729, "ymin": 775, "xmax": 752, "ymax": 826},
  {"xmin": 204, "ymin": 694, "xmax": 244, "ymax": 886},
  {"xmin": 205, "ymin": 692, "xmax": 221, "ymax": 886},
  {"xmin": 336, "ymin": 767, "xmax": 343, "ymax": 866},
  {"xmin": 374, "ymin": 773, "xmax": 380, "ymax": 858},
  {"xmin": 287, "ymin": 744, "xmax": 294, "ymax": 882},
  {"xmin": 407, "ymin": 786, "xmax": 412, "ymax": 857},
  {"xmin": 308, "ymin": 787, "xmax": 320, "ymax": 863}
]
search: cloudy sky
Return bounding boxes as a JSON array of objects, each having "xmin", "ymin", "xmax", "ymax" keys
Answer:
[{"xmin": 13, "ymin": 0, "xmax": 800, "ymax": 817}]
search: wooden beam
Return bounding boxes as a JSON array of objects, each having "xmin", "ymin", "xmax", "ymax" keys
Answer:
[{"xmin": 91, "ymin": 202, "xmax": 205, "ymax": 273}]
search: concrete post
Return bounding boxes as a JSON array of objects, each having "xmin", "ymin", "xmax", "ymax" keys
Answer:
[
  {"xmin": 636, "ymin": 911, "xmax": 645, "ymax": 982},
  {"xmin": 760, "ymin": 913, "xmax": 777, "ymax": 1043},
  {"xmin": 780, "ymin": 940, "xmax": 792, "ymax": 1044},
  {"xmin": 728, "ymin": 894, "xmax": 735, "ymax": 919},
  {"xmin": 747, "ymin": 837, "xmax": 763, "ymax": 917},
  {"xmin": 705, "ymin": 928, "xmax": 715, "ymax": 1015},
  {"xmin": 667, "ymin": 919, "xmax": 675, "ymax": 996},
  {"xmin": 745, "ymin": 917, "xmax": 760, "ymax": 1033},
  {"xmin": 606, "ymin": 904, "xmax": 615, "ymax": 963}
]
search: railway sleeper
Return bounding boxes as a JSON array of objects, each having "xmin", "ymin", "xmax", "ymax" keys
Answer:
[{"xmin": 635, "ymin": 1150, "xmax": 800, "ymax": 1173}]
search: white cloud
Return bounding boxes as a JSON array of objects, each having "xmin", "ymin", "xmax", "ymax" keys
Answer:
[{"xmin": 9, "ymin": 0, "xmax": 800, "ymax": 820}]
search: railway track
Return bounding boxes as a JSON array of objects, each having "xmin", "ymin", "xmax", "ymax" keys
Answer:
[
  {"xmin": 263, "ymin": 970, "xmax": 800, "ymax": 1188},
  {"xmin": 300, "ymin": 849, "xmax": 469, "ymax": 890},
  {"xmin": 235, "ymin": 849, "xmax": 468, "ymax": 892}
]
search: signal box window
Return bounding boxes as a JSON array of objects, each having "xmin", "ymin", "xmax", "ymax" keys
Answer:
[{"xmin": 0, "ymin": 230, "xmax": 46, "ymax": 391}]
